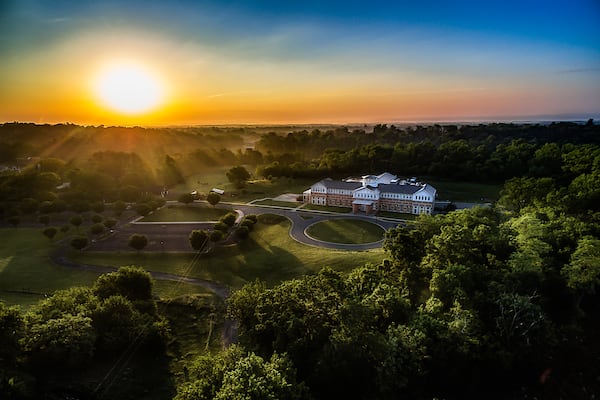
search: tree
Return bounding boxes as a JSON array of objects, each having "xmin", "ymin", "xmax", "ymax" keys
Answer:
[
  {"xmin": 226, "ymin": 166, "xmax": 251, "ymax": 188},
  {"xmin": 135, "ymin": 203, "xmax": 151, "ymax": 216},
  {"xmin": 214, "ymin": 222, "xmax": 229, "ymax": 233},
  {"xmin": 70, "ymin": 236, "xmax": 88, "ymax": 251},
  {"xmin": 113, "ymin": 200, "xmax": 126, "ymax": 216},
  {"xmin": 91, "ymin": 213, "xmax": 104, "ymax": 223},
  {"xmin": 210, "ymin": 230, "xmax": 223, "ymax": 242},
  {"xmin": 91, "ymin": 201, "xmax": 105, "ymax": 213},
  {"xmin": 38, "ymin": 214, "xmax": 50, "ymax": 226},
  {"xmin": 89, "ymin": 223, "xmax": 105, "ymax": 235},
  {"xmin": 178, "ymin": 192, "xmax": 195, "ymax": 205},
  {"xmin": 189, "ymin": 229, "xmax": 208, "ymax": 250},
  {"xmin": 7, "ymin": 215, "xmax": 20, "ymax": 228},
  {"xmin": 175, "ymin": 347, "xmax": 307, "ymax": 400},
  {"xmin": 562, "ymin": 237, "xmax": 600, "ymax": 310},
  {"xmin": 215, "ymin": 353, "xmax": 304, "ymax": 400},
  {"xmin": 103, "ymin": 217, "xmax": 117, "ymax": 229},
  {"xmin": 128, "ymin": 234, "xmax": 148, "ymax": 252},
  {"xmin": 207, "ymin": 192, "xmax": 221, "ymax": 206},
  {"xmin": 0, "ymin": 302, "xmax": 24, "ymax": 390},
  {"xmin": 69, "ymin": 215, "xmax": 83, "ymax": 229},
  {"xmin": 91, "ymin": 295, "xmax": 145, "ymax": 352},
  {"xmin": 93, "ymin": 266, "xmax": 154, "ymax": 302},
  {"xmin": 19, "ymin": 198, "xmax": 38, "ymax": 214},
  {"xmin": 42, "ymin": 227, "xmax": 58, "ymax": 240},
  {"xmin": 220, "ymin": 212, "xmax": 237, "ymax": 227},
  {"xmin": 235, "ymin": 226, "xmax": 249, "ymax": 239},
  {"xmin": 22, "ymin": 314, "xmax": 96, "ymax": 369}
]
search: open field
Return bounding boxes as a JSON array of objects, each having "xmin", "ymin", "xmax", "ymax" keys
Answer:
[
  {"xmin": 0, "ymin": 228, "xmax": 100, "ymax": 306},
  {"xmin": 251, "ymin": 199, "xmax": 300, "ymax": 207},
  {"xmin": 0, "ymin": 228, "xmax": 212, "ymax": 308},
  {"xmin": 306, "ymin": 219, "xmax": 385, "ymax": 244},
  {"xmin": 140, "ymin": 204, "xmax": 230, "ymax": 222},
  {"xmin": 171, "ymin": 168, "xmax": 315, "ymax": 203},
  {"xmin": 428, "ymin": 179, "xmax": 502, "ymax": 202},
  {"xmin": 72, "ymin": 219, "xmax": 386, "ymax": 288}
]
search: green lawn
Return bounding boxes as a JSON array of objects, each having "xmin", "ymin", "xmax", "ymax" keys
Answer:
[
  {"xmin": 72, "ymin": 219, "xmax": 386, "ymax": 288},
  {"xmin": 306, "ymin": 219, "xmax": 385, "ymax": 244},
  {"xmin": 0, "ymin": 228, "xmax": 209, "ymax": 308},
  {"xmin": 427, "ymin": 179, "xmax": 502, "ymax": 202},
  {"xmin": 141, "ymin": 205, "xmax": 230, "ymax": 222},
  {"xmin": 376, "ymin": 211, "xmax": 417, "ymax": 220},
  {"xmin": 0, "ymin": 228, "xmax": 100, "ymax": 307},
  {"xmin": 171, "ymin": 168, "xmax": 314, "ymax": 203},
  {"xmin": 252, "ymin": 199, "xmax": 299, "ymax": 207},
  {"xmin": 302, "ymin": 204, "xmax": 352, "ymax": 213}
]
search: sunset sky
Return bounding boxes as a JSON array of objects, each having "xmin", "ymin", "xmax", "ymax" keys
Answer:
[{"xmin": 1, "ymin": 0, "xmax": 599, "ymax": 125}]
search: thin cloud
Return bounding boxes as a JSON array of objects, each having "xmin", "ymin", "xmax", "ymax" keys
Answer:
[{"xmin": 558, "ymin": 67, "xmax": 600, "ymax": 74}]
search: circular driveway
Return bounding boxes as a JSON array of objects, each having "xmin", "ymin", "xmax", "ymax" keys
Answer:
[
  {"xmin": 230, "ymin": 203, "xmax": 400, "ymax": 250},
  {"xmin": 86, "ymin": 202, "xmax": 403, "ymax": 252}
]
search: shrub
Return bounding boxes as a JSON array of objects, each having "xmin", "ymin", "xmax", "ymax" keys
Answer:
[
  {"xmin": 71, "ymin": 236, "xmax": 88, "ymax": 250},
  {"xmin": 235, "ymin": 226, "xmax": 250, "ymax": 239},
  {"xmin": 207, "ymin": 192, "xmax": 221, "ymax": 206},
  {"xmin": 7, "ymin": 216, "xmax": 20, "ymax": 228},
  {"xmin": 91, "ymin": 214, "xmax": 104, "ymax": 223},
  {"xmin": 113, "ymin": 200, "xmax": 126, "ymax": 216},
  {"xmin": 104, "ymin": 218, "xmax": 117, "ymax": 229},
  {"xmin": 220, "ymin": 212, "xmax": 237, "ymax": 227},
  {"xmin": 210, "ymin": 230, "xmax": 223, "ymax": 242},
  {"xmin": 128, "ymin": 234, "xmax": 148, "ymax": 251},
  {"xmin": 91, "ymin": 201, "xmax": 105, "ymax": 213},
  {"xmin": 70, "ymin": 215, "xmax": 83, "ymax": 228},
  {"xmin": 245, "ymin": 214, "xmax": 258, "ymax": 223},
  {"xmin": 20, "ymin": 198, "xmax": 38, "ymax": 214},
  {"xmin": 90, "ymin": 223, "xmax": 105, "ymax": 235},
  {"xmin": 43, "ymin": 227, "xmax": 58, "ymax": 239},
  {"xmin": 135, "ymin": 203, "xmax": 151, "ymax": 216},
  {"xmin": 214, "ymin": 222, "xmax": 229, "ymax": 232},
  {"xmin": 189, "ymin": 229, "xmax": 209, "ymax": 250}
]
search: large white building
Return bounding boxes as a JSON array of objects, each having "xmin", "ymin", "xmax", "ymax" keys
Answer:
[{"xmin": 303, "ymin": 172, "xmax": 436, "ymax": 215}]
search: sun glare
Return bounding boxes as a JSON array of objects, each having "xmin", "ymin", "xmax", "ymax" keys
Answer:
[{"xmin": 95, "ymin": 63, "xmax": 163, "ymax": 114}]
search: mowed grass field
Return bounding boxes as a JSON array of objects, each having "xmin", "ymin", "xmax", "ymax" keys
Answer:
[
  {"xmin": 0, "ymin": 228, "xmax": 209, "ymax": 308},
  {"xmin": 171, "ymin": 168, "xmax": 316, "ymax": 203},
  {"xmin": 141, "ymin": 204, "xmax": 230, "ymax": 222},
  {"xmin": 428, "ymin": 179, "xmax": 502, "ymax": 202},
  {"xmin": 72, "ymin": 219, "xmax": 386, "ymax": 288},
  {"xmin": 306, "ymin": 219, "xmax": 385, "ymax": 244},
  {"xmin": 0, "ymin": 228, "xmax": 100, "ymax": 307}
]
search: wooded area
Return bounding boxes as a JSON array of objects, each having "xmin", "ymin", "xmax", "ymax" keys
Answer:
[{"xmin": 1, "ymin": 121, "xmax": 599, "ymax": 399}]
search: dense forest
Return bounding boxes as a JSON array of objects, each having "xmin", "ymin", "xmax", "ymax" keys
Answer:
[{"xmin": 1, "ymin": 121, "xmax": 599, "ymax": 399}]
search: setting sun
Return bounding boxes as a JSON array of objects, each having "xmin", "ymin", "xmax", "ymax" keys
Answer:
[{"xmin": 94, "ymin": 63, "xmax": 164, "ymax": 114}]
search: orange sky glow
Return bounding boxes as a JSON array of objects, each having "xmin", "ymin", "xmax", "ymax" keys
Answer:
[{"xmin": 1, "ymin": 1, "xmax": 599, "ymax": 125}]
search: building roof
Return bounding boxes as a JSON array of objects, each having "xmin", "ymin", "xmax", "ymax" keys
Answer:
[
  {"xmin": 317, "ymin": 180, "xmax": 363, "ymax": 190},
  {"xmin": 378, "ymin": 183, "xmax": 422, "ymax": 195}
]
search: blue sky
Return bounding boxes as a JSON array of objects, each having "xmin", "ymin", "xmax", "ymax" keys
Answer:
[{"xmin": 1, "ymin": 0, "xmax": 599, "ymax": 124}]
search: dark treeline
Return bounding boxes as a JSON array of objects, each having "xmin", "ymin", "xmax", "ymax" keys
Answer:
[
  {"xmin": 2, "ymin": 121, "xmax": 599, "ymax": 187},
  {"xmin": 254, "ymin": 121, "xmax": 600, "ymax": 182}
]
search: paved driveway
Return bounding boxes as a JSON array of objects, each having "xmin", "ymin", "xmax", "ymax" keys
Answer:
[{"xmin": 87, "ymin": 202, "xmax": 403, "ymax": 252}]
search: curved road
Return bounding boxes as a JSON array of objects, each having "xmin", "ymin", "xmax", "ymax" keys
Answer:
[{"xmin": 220, "ymin": 202, "xmax": 402, "ymax": 250}]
